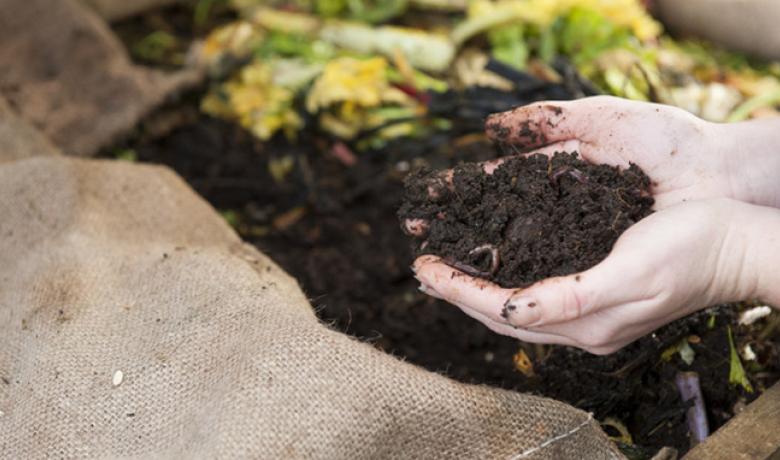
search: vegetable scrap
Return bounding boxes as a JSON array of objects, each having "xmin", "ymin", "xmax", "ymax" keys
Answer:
[
  {"xmin": 728, "ymin": 326, "xmax": 754, "ymax": 393},
  {"xmin": 738, "ymin": 305, "xmax": 773, "ymax": 326},
  {"xmin": 193, "ymin": 0, "xmax": 780, "ymax": 147}
]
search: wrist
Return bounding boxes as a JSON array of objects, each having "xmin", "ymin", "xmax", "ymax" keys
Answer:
[
  {"xmin": 727, "ymin": 202, "xmax": 780, "ymax": 307},
  {"xmin": 714, "ymin": 120, "xmax": 780, "ymax": 208}
]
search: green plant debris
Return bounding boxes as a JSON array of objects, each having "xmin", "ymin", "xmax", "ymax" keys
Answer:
[
  {"xmin": 132, "ymin": 31, "xmax": 182, "ymax": 65},
  {"xmin": 727, "ymin": 326, "xmax": 754, "ymax": 393},
  {"xmin": 601, "ymin": 417, "xmax": 633, "ymax": 445},
  {"xmin": 114, "ymin": 149, "xmax": 138, "ymax": 162},
  {"xmin": 268, "ymin": 155, "xmax": 296, "ymax": 183},
  {"xmin": 660, "ymin": 338, "xmax": 695, "ymax": 365},
  {"xmin": 678, "ymin": 340, "xmax": 695, "ymax": 366},
  {"xmin": 194, "ymin": 0, "xmax": 228, "ymax": 28},
  {"xmin": 221, "ymin": 209, "xmax": 241, "ymax": 228}
]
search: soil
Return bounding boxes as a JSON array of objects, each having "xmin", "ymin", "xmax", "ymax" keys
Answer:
[
  {"xmin": 398, "ymin": 152, "xmax": 654, "ymax": 288},
  {"xmin": 109, "ymin": 5, "xmax": 780, "ymax": 458}
]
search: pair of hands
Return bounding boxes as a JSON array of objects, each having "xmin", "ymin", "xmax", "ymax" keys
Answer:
[{"xmin": 412, "ymin": 96, "xmax": 780, "ymax": 354}]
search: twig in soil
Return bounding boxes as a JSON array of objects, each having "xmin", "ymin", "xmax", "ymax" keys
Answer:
[
  {"xmin": 610, "ymin": 211, "xmax": 623, "ymax": 233},
  {"xmin": 443, "ymin": 244, "xmax": 500, "ymax": 278},
  {"xmin": 603, "ymin": 350, "xmax": 652, "ymax": 379},
  {"xmin": 675, "ymin": 371, "xmax": 710, "ymax": 446}
]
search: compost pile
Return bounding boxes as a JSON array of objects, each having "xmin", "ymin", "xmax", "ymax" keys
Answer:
[
  {"xmin": 109, "ymin": 0, "xmax": 780, "ymax": 457},
  {"xmin": 399, "ymin": 152, "xmax": 654, "ymax": 287}
]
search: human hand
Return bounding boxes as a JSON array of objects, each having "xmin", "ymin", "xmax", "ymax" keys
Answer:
[
  {"xmin": 414, "ymin": 198, "xmax": 762, "ymax": 354},
  {"xmin": 484, "ymin": 95, "xmax": 736, "ymax": 210}
]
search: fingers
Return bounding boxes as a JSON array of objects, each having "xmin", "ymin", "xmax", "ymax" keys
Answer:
[
  {"xmin": 413, "ymin": 253, "xmax": 664, "ymax": 354},
  {"xmin": 413, "ymin": 251, "xmax": 639, "ymax": 329},
  {"xmin": 453, "ymin": 301, "xmax": 583, "ymax": 348},
  {"xmin": 520, "ymin": 140, "xmax": 582, "ymax": 159},
  {"xmin": 485, "ymin": 96, "xmax": 634, "ymax": 149},
  {"xmin": 413, "ymin": 255, "xmax": 514, "ymax": 324},
  {"xmin": 485, "ymin": 100, "xmax": 584, "ymax": 148},
  {"xmin": 501, "ymin": 252, "xmax": 648, "ymax": 328},
  {"xmin": 415, "ymin": 256, "xmax": 581, "ymax": 346},
  {"xmin": 526, "ymin": 299, "xmax": 684, "ymax": 354}
]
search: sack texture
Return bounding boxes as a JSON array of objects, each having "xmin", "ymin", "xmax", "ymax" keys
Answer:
[
  {"xmin": 0, "ymin": 156, "xmax": 623, "ymax": 459},
  {"xmin": 0, "ymin": 0, "xmax": 202, "ymax": 157}
]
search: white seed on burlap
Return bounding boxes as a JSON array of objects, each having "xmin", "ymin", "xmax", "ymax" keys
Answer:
[{"xmin": 112, "ymin": 370, "xmax": 124, "ymax": 387}]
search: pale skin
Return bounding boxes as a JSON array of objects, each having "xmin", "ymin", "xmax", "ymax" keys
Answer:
[{"xmin": 411, "ymin": 96, "xmax": 780, "ymax": 354}]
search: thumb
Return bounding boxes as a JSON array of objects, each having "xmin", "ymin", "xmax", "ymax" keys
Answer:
[{"xmin": 501, "ymin": 251, "xmax": 644, "ymax": 328}]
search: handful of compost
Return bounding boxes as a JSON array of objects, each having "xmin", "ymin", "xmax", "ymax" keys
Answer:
[{"xmin": 398, "ymin": 151, "xmax": 654, "ymax": 289}]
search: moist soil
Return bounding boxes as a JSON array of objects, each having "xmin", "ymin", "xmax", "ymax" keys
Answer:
[
  {"xmin": 110, "ymin": 5, "xmax": 780, "ymax": 458},
  {"xmin": 399, "ymin": 152, "xmax": 654, "ymax": 288}
]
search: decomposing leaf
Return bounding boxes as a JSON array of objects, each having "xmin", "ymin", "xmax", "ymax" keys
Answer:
[
  {"xmin": 601, "ymin": 417, "xmax": 633, "ymax": 445},
  {"xmin": 273, "ymin": 207, "xmax": 307, "ymax": 231},
  {"xmin": 660, "ymin": 338, "xmax": 695, "ymax": 365},
  {"xmin": 268, "ymin": 155, "xmax": 296, "ymax": 183},
  {"xmin": 727, "ymin": 326, "xmax": 754, "ymax": 393},
  {"xmin": 221, "ymin": 209, "xmax": 241, "ymax": 228},
  {"xmin": 679, "ymin": 341, "xmax": 695, "ymax": 366},
  {"xmin": 512, "ymin": 349, "xmax": 535, "ymax": 377}
]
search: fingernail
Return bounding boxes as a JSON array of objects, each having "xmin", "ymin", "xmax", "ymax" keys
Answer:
[
  {"xmin": 503, "ymin": 296, "xmax": 541, "ymax": 325},
  {"xmin": 418, "ymin": 283, "xmax": 444, "ymax": 300}
]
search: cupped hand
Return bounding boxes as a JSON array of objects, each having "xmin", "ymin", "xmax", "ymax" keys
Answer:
[
  {"xmin": 485, "ymin": 95, "xmax": 736, "ymax": 210},
  {"xmin": 414, "ymin": 198, "xmax": 758, "ymax": 354}
]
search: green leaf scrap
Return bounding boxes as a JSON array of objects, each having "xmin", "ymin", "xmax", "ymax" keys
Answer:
[{"xmin": 727, "ymin": 326, "xmax": 754, "ymax": 393}]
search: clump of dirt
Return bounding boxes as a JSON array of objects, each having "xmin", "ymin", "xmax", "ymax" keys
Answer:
[{"xmin": 399, "ymin": 152, "xmax": 654, "ymax": 288}]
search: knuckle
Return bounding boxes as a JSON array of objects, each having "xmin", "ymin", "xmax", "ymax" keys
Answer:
[{"xmin": 562, "ymin": 286, "xmax": 586, "ymax": 321}]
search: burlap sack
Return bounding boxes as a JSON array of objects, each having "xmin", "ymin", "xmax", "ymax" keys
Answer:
[
  {"xmin": 0, "ymin": 155, "xmax": 623, "ymax": 459},
  {"xmin": 0, "ymin": 0, "xmax": 202, "ymax": 157},
  {"xmin": 656, "ymin": 0, "xmax": 780, "ymax": 61}
]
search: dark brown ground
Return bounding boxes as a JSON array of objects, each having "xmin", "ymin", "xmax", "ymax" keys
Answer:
[
  {"xmin": 109, "ymin": 4, "xmax": 780, "ymax": 458},
  {"xmin": 399, "ymin": 152, "xmax": 654, "ymax": 287}
]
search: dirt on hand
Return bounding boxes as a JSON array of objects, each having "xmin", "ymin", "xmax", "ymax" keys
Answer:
[{"xmin": 399, "ymin": 152, "xmax": 655, "ymax": 288}]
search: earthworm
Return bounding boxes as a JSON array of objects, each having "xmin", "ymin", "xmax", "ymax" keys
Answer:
[
  {"xmin": 549, "ymin": 166, "xmax": 589, "ymax": 186},
  {"xmin": 444, "ymin": 244, "xmax": 500, "ymax": 278}
]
